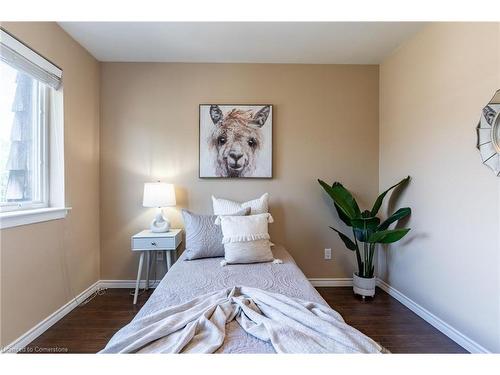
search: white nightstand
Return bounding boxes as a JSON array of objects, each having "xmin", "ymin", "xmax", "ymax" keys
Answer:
[{"xmin": 131, "ymin": 229, "xmax": 183, "ymax": 304}]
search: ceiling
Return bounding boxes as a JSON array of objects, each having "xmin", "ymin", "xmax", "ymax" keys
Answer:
[{"xmin": 58, "ymin": 22, "xmax": 425, "ymax": 64}]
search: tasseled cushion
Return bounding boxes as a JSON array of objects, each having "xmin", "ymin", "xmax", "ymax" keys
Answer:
[{"xmin": 216, "ymin": 213, "xmax": 280, "ymax": 265}]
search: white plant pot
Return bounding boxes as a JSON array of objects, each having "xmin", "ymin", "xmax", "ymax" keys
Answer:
[{"xmin": 353, "ymin": 273, "xmax": 376, "ymax": 298}]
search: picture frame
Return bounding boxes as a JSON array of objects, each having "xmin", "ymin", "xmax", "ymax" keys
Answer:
[{"xmin": 199, "ymin": 104, "xmax": 273, "ymax": 178}]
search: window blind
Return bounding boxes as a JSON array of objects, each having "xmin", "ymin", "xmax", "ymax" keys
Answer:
[{"xmin": 0, "ymin": 28, "xmax": 62, "ymax": 90}]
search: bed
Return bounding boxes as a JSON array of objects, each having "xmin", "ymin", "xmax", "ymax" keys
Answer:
[{"xmin": 102, "ymin": 244, "xmax": 385, "ymax": 353}]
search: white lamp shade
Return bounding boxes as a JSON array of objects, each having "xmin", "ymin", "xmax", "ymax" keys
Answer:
[{"xmin": 143, "ymin": 182, "xmax": 176, "ymax": 208}]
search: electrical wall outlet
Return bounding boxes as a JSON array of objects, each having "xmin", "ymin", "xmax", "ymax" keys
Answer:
[
  {"xmin": 156, "ymin": 251, "xmax": 164, "ymax": 261},
  {"xmin": 324, "ymin": 248, "xmax": 332, "ymax": 260}
]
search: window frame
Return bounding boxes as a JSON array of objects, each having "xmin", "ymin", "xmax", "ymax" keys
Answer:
[{"xmin": 0, "ymin": 28, "xmax": 69, "ymax": 229}]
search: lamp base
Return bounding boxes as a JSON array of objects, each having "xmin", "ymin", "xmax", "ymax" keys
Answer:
[{"xmin": 150, "ymin": 211, "xmax": 170, "ymax": 233}]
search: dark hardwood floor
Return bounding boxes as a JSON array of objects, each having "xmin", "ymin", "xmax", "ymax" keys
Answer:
[
  {"xmin": 21, "ymin": 289, "xmax": 154, "ymax": 354},
  {"xmin": 316, "ymin": 287, "xmax": 467, "ymax": 353},
  {"xmin": 22, "ymin": 287, "xmax": 467, "ymax": 354}
]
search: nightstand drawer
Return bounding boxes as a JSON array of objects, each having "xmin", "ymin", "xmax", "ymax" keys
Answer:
[
  {"xmin": 131, "ymin": 229, "xmax": 182, "ymax": 251},
  {"xmin": 132, "ymin": 237, "xmax": 175, "ymax": 250}
]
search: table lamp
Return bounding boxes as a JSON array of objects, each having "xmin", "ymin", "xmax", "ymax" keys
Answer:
[{"xmin": 143, "ymin": 182, "xmax": 176, "ymax": 232}]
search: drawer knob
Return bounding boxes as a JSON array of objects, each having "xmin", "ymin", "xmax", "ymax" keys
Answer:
[{"xmin": 151, "ymin": 242, "xmax": 157, "ymax": 246}]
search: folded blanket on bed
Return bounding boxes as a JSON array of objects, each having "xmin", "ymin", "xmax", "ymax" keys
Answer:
[{"xmin": 100, "ymin": 286, "xmax": 385, "ymax": 354}]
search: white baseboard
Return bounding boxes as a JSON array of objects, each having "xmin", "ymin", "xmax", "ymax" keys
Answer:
[
  {"xmin": 99, "ymin": 280, "xmax": 161, "ymax": 289},
  {"xmin": 2, "ymin": 281, "xmax": 101, "ymax": 353},
  {"xmin": 308, "ymin": 278, "xmax": 353, "ymax": 287},
  {"xmin": 376, "ymin": 279, "xmax": 490, "ymax": 354},
  {"xmin": 3, "ymin": 277, "xmax": 490, "ymax": 354},
  {"xmin": 309, "ymin": 277, "xmax": 490, "ymax": 353},
  {"xmin": 2, "ymin": 279, "xmax": 163, "ymax": 353}
]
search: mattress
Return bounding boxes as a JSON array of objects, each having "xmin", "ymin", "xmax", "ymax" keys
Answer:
[{"xmin": 131, "ymin": 245, "xmax": 328, "ymax": 353}]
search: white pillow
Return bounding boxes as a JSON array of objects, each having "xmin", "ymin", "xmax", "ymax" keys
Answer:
[
  {"xmin": 217, "ymin": 213, "xmax": 275, "ymax": 264},
  {"xmin": 223, "ymin": 240, "xmax": 274, "ymax": 264},
  {"xmin": 218, "ymin": 213, "xmax": 274, "ymax": 243},
  {"xmin": 212, "ymin": 193, "xmax": 269, "ymax": 215}
]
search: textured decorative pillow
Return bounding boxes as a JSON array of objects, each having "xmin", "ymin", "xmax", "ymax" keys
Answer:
[
  {"xmin": 212, "ymin": 193, "xmax": 269, "ymax": 215},
  {"xmin": 217, "ymin": 213, "xmax": 276, "ymax": 264},
  {"xmin": 182, "ymin": 207, "xmax": 250, "ymax": 260},
  {"xmin": 223, "ymin": 240, "xmax": 274, "ymax": 264}
]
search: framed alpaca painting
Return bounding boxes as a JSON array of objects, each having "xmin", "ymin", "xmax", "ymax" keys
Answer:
[{"xmin": 199, "ymin": 104, "xmax": 273, "ymax": 178}]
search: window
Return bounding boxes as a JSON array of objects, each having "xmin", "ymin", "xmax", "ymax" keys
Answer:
[
  {"xmin": 0, "ymin": 61, "xmax": 49, "ymax": 211},
  {"xmin": 0, "ymin": 28, "xmax": 67, "ymax": 227}
]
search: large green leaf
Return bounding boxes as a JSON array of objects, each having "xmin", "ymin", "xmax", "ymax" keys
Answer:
[
  {"xmin": 378, "ymin": 207, "xmax": 411, "ymax": 231},
  {"xmin": 318, "ymin": 179, "xmax": 361, "ymax": 219},
  {"xmin": 368, "ymin": 228, "xmax": 411, "ymax": 244},
  {"xmin": 351, "ymin": 216, "xmax": 380, "ymax": 242},
  {"xmin": 335, "ymin": 203, "xmax": 352, "ymax": 226},
  {"xmin": 370, "ymin": 176, "xmax": 410, "ymax": 216},
  {"xmin": 329, "ymin": 227, "xmax": 357, "ymax": 251}
]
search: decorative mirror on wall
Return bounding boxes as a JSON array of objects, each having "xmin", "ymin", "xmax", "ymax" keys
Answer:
[{"xmin": 477, "ymin": 90, "xmax": 500, "ymax": 175}]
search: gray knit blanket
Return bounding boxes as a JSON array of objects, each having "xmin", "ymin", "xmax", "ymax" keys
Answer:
[{"xmin": 100, "ymin": 286, "xmax": 384, "ymax": 354}]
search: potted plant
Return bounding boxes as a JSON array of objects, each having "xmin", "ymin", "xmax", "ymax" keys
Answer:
[{"xmin": 318, "ymin": 176, "xmax": 412, "ymax": 298}]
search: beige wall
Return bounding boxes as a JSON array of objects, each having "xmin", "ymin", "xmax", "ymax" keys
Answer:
[
  {"xmin": 379, "ymin": 22, "xmax": 500, "ymax": 352},
  {"xmin": 0, "ymin": 22, "xmax": 100, "ymax": 346},
  {"xmin": 100, "ymin": 63, "xmax": 379, "ymax": 280}
]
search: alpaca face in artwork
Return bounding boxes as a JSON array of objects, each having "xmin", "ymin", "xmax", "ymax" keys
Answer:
[{"xmin": 208, "ymin": 105, "xmax": 271, "ymax": 178}]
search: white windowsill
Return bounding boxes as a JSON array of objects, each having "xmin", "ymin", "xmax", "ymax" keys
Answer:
[{"xmin": 0, "ymin": 207, "xmax": 71, "ymax": 229}]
